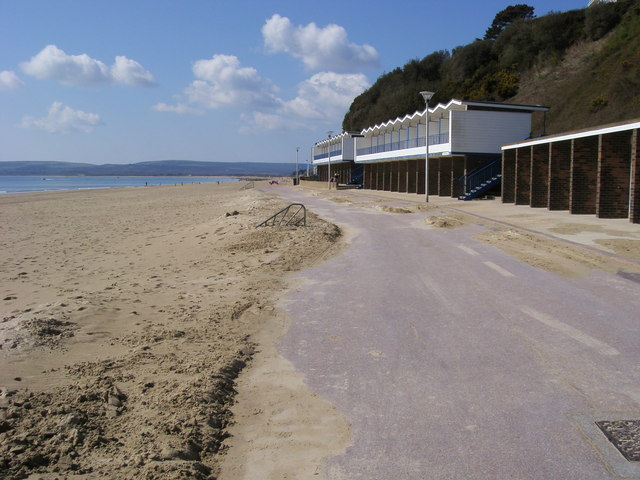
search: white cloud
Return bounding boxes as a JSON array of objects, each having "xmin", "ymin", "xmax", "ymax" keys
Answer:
[
  {"xmin": 185, "ymin": 54, "xmax": 280, "ymax": 110},
  {"xmin": 155, "ymin": 52, "xmax": 369, "ymax": 132},
  {"xmin": 246, "ymin": 72, "xmax": 370, "ymax": 131},
  {"xmin": 0, "ymin": 70, "xmax": 25, "ymax": 91},
  {"xmin": 241, "ymin": 111, "xmax": 294, "ymax": 132},
  {"xmin": 20, "ymin": 45, "xmax": 155, "ymax": 88},
  {"xmin": 111, "ymin": 56, "xmax": 156, "ymax": 87},
  {"xmin": 20, "ymin": 101, "xmax": 103, "ymax": 134},
  {"xmin": 283, "ymin": 72, "xmax": 369, "ymax": 120},
  {"xmin": 153, "ymin": 102, "xmax": 204, "ymax": 115},
  {"xmin": 262, "ymin": 14, "xmax": 379, "ymax": 73}
]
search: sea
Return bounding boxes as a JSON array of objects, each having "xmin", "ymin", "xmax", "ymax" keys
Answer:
[{"xmin": 0, "ymin": 176, "xmax": 240, "ymax": 194}]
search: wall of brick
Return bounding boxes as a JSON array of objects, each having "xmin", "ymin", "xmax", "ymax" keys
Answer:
[
  {"xmin": 343, "ymin": 163, "xmax": 351, "ymax": 184},
  {"xmin": 431, "ymin": 159, "xmax": 440, "ymax": 195},
  {"xmin": 417, "ymin": 159, "xmax": 426, "ymax": 195},
  {"xmin": 630, "ymin": 130, "xmax": 639, "ymax": 223},
  {"xmin": 530, "ymin": 144, "xmax": 549, "ymax": 208},
  {"xmin": 380, "ymin": 162, "xmax": 391, "ymax": 191},
  {"xmin": 502, "ymin": 149, "xmax": 516, "ymax": 203},
  {"xmin": 428, "ymin": 158, "xmax": 439, "ymax": 196},
  {"xmin": 369, "ymin": 164, "xmax": 375, "ymax": 189},
  {"xmin": 597, "ymin": 131, "xmax": 632, "ymax": 219},
  {"xmin": 391, "ymin": 162, "xmax": 400, "ymax": 192},
  {"xmin": 333, "ymin": 163, "xmax": 350, "ymax": 184},
  {"xmin": 515, "ymin": 147, "xmax": 532, "ymax": 205},
  {"xmin": 438, "ymin": 157, "xmax": 453, "ymax": 196},
  {"xmin": 548, "ymin": 140, "xmax": 571, "ymax": 210},
  {"xmin": 317, "ymin": 164, "xmax": 327, "ymax": 182},
  {"xmin": 398, "ymin": 161, "xmax": 408, "ymax": 192},
  {"xmin": 408, "ymin": 160, "xmax": 418, "ymax": 193},
  {"xmin": 570, "ymin": 136, "xmax": 598, "ymax": 215},
  {"xmin": 452, "ymin": 156, "xmax": 465, "ymax": 198}
]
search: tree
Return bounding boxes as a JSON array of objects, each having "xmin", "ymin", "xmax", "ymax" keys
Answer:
[{"xmin": 484, "ymin": 4, "xmax": 535, "ymax": 40}]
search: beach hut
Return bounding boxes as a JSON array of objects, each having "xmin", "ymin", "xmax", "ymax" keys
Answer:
[{"xmin": 502, "ymin": 118, "xmax": 640, "ymax": 223}]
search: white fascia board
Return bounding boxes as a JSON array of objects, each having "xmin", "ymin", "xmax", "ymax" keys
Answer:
[
  {"xmin": 355, "ymin": 150, "xmax": 424, "ymax": 163},
  {"xmin": 502, "ymin": 120, "xmax": 640, "ymax": 150},
  {"xmin": 313, "ymin": 155, "xmax": 345, "ymax": 165}
]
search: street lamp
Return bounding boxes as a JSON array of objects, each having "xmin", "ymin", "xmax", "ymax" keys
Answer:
[
  {"xmin": 420, "ymin": 91, "xmax": 434, "ymax": 202},
  {"xmin": 326, "ymin": 130, "xmax": 333, "ymax": 189},
  {"xmin": 295, "ymin": 146, "xmax": 300, "ymax": 185}
]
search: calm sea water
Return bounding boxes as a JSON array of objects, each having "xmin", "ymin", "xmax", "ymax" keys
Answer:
[{"xmin": 0, "ymin": 176, "xmax": 239, "ymax": 194}]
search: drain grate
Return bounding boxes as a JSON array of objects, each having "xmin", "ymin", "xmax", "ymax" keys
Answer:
[{"xmin": 596, "ymin": 420, "xmax": 640, "ymax": 462}]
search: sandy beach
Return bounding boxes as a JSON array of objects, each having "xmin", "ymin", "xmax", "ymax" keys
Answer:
[
  {"xmin": 0, "ymin": 181, "xmax": 343, "ymax": 479},
  {"xmin": 3, "ymin": 180, "xmax": 640, "ymax": 479}
]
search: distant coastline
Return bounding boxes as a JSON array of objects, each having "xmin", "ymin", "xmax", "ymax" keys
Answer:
[{"xmin": 0, "ymin": 160, "xmax": 297, "ymax": 177}]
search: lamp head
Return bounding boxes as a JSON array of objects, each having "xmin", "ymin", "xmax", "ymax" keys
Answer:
[{"xmin": 420, "ymin": 91, "xmax": 435, "ymax": 103}]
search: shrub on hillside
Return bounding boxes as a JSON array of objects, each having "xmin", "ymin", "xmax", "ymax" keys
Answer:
[{"xmin": 585, "ymin": 1, "xmax": 627, "ymax": 40}]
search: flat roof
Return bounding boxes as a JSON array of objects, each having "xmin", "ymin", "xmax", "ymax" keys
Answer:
[
  {"xmin": 461, "ymin": 99, "xmax": 550, "ymax": 112},
  {"xmin": 502, "ymin": 118, "xmax": 640, "ymax": 150}
]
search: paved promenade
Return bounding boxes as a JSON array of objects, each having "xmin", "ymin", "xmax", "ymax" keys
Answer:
[{"xmin": 265, "ymin": 185, "xmax": 640, "ymax": 480}]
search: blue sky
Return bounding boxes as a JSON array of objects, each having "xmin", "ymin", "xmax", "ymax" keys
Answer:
[{"xmin": 1, "ymin": 0, "xmax": 589, "ymax": 165}]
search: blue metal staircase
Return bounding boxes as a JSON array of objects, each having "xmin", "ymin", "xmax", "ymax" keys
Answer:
[
  {"xmin": 350, "ymin": 164, "xmax": 364, "ymax": 185},
  {"xmin": 457, "ymin": 158, "xmax": 502, "ymax": 201}
]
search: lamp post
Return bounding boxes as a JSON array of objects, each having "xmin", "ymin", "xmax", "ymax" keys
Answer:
[
  {"xmin": 420, "ymin": 91, "xmax": 435, "ymax": 202},
  {"xmin": 295, "ymin": 146, "xmax": 300, "ymax": 185},
  {"xmin": 326, "ymin": 130, "xmax": 333, "ymax": 189}
]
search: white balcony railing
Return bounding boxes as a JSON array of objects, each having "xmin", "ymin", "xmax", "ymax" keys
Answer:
[
  {"xmin": 313, "ymin": 149, "xmax": 342, "ymax": 161},
  {"xmin": 357, "ymin": 133, "xmax": 449, "ymax": 156}
]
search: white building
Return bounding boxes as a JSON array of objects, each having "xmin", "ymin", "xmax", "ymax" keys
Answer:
[{"xmin": 312, "ymin": 98, "xmax": 548, "ymax": 199}]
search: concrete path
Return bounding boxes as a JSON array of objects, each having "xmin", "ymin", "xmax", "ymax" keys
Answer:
[{"xmin": 264, "ymin": 185, "xmax": 640, "ymax": 480}]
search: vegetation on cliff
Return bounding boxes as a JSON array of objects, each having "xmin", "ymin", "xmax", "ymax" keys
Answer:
[{"xmin": 342, "ymin": 0, "xmax": 639, "ymax": 135}]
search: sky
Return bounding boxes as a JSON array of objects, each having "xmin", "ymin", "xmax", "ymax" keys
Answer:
[{"xmin": 0, "ymin": 0, "xmax": 590, "ymax": 165}]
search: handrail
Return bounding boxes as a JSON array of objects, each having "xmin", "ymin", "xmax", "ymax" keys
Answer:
[
  {"xmin": 455, "ymin": 158, "xmax": 501, "ymax": 193},
  {"xmin": 256, "ymin": 203, "xmax": 307, "ymax": 227},
  {"xmin": 454, "ymin": 158, "xmax": 498, "ymax": 182}
]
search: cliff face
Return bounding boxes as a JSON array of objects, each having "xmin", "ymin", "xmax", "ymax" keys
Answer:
[{"xmin": 343, "ymin": 0, "xmax": 640, "ymax": 135}]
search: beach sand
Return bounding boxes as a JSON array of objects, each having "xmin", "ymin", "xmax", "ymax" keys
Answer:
[
  {"xmin": 0, "ymin": 181, "xmax": 346, "ymax": 479},
  {"xmin": 3, "ymin": 180, "xmax": 640, "ymax": 479}
]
